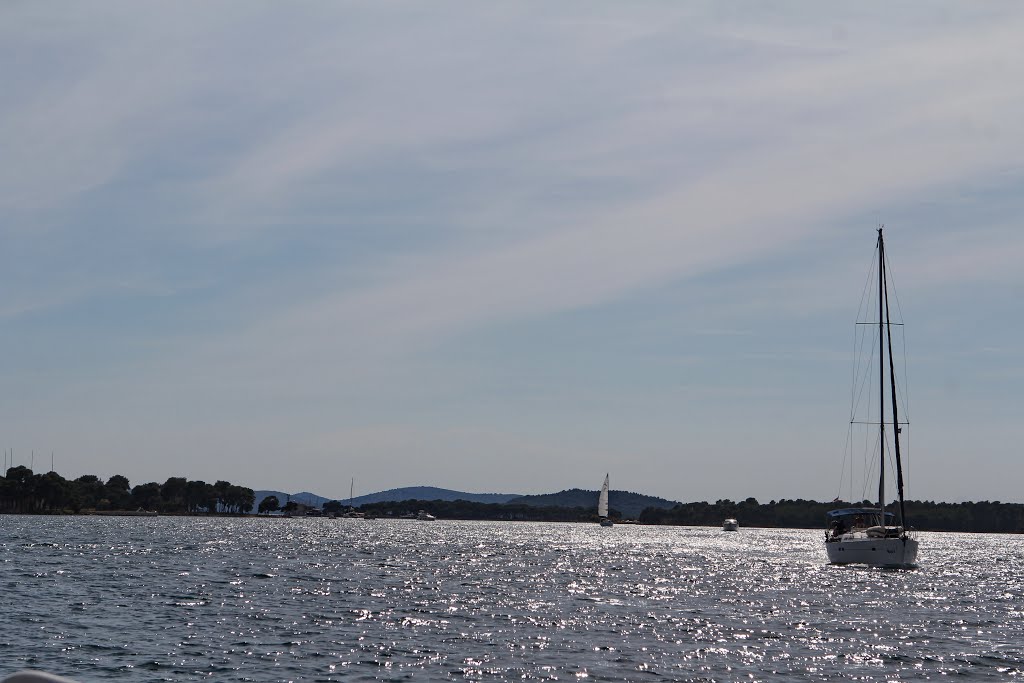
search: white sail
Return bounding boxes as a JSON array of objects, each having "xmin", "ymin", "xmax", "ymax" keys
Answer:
[{"xmin": 598, "ymin": 473, "xmax": 609, "ymax": 518}]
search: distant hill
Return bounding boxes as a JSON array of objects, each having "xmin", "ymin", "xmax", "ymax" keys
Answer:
[
  {"xmin": 254, "ymin": 490, "xmax": 329, "ymax": 509},
  {"xmin": 344, "ymin": 486, "xmax": 521, "ymax": 505},
  {"xmin": 509, "ymin": 488, "xmax": 680, "ymax": 519},
  {"xmin": 253, "ymin": 486, "xmax": 673, "ymax": 517},
  {"xmin": 254, "ymin": 487, "xmax": 521, "ymax": 510}
]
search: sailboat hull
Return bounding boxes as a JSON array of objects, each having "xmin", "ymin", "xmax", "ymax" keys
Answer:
[{"xmin": 826, "ymin": 535, "xmax": 918, "ymax": 568}]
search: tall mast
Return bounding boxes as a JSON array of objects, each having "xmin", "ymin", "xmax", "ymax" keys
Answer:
[
  {"xmin": 877, "ymin": 228, "xmax": 885, "ymax": 522},
  {"xmin": 882, "ymin": 238, "xmax": 908, "ymax": 529}
]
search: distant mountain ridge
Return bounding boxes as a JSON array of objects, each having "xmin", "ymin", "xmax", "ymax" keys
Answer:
[
  {"xmin": 253, "ymin": 490, "xmax": 330, "ymax": 509},
  {"xmin": 343, "ymin": 486, "xmax": 521, "ymax": 505},
  {"xmin": 509, "ymin": 488, "xmax": 680, "ymax": 519},
  {"xmin": 254, "ymin": 486, "xmax": 521, "ymax": 510},
  {"xmin": 253, "ymin": 486, "xmax": 678, "ymax": 518}
]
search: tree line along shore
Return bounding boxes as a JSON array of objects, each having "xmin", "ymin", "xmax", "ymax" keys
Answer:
[
  {"xmin": 355, "ymin": 497, "xmax": 1024, "ymax": 533},
  {"xmin": 2, "ymin": 466, "xmax": 1023, "ymax": 533},
  {"xmin": 1, "ymin": 467, "xmax": 256, "ymax": 515}
]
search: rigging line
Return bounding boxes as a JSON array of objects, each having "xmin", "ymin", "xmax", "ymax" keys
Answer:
[
  {"xmin": 899, "ymin": 323, "xmax": 911, "ymax": 421},
  {"xmin": 891, "ymin": 364, "xmax": 910, "ymax": 421},
  {"xmin": 850, "ymin": 309, "xmax": 860, "ymax": 422},
  {"xmin": 843, "ymin": 390, "xmax": 876, "ymax": 504},
  {"xmin": 905, "ymin": 428, "xmax": 913, "ymax": 501},
  {"xmin": 853, "ymin": 263, "xmax": 880, "ymax": 427},
  {"xmin": 850, "ymin": 255, "xmax": 877, "ymax": 422},
  {"xmin": 884, "ymin": 252, "xmax": 913, "ymax": 423},
  {"xmin": 885, "ymin": 245, "xmax": 907, "ymax": 325},
  {"xmin": 854, "ymin": 247, "xmax": 877, "ymax": 327},
  {"xmin": 859, "ymin": 428, "xmax": 880, "ymax": 504},
  {"xmin": 852, "ymin": 297, "xmax": 876, "ymax": 408},
  {"xmin": 882, "ymin": 246, "xmax": 912, "ymax": 423},
  {"xmin": 850, "ymin": 329, "xmax": 878, "ymax": 426},
  {"xmin": 844, "ymin": 233, "xmax": 902, "ymax": 508},
  {"xmin": 884, "ymin": 441, "xmax": 898, "ymax": 504},
  {"xmin": 882, "ymin": 427, "xmax": 906, "ymax": 506},
  {"xmin": 848, "ymin": 423, "xmax": 856, "ymax": 503},
  {"xmin": 882, "ymin": 237, "xmax": 908, "ymax": 528},
  {"xmin": 857, "ymin": 420, "xmax": 871, "ymax": 503},
  {"xmin": 850, "ymin": 323, "xmax": 864, "ymax": 423},
  {"xmin": 837, "ymin": 422, "xmax": 853, "ymax": 501}
]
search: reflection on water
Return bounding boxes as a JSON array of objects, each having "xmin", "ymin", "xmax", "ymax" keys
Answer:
[{"xmin": 1, "ymin": 516, "xmax": 1023, "ymax": 681}]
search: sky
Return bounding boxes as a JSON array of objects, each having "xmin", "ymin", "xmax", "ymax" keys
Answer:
[{"xmin": 1, "ymin": 2, "xmax": 1022, "ymax": 504}]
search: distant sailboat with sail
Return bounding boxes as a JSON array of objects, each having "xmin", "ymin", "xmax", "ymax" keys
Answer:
[
  {"xmin": 343, "ymin": 477, "xmax": 366, "ymax": 518},
  {"xmin": 598, "ymin": 473, "xmax": 613, "ymax": 527}
]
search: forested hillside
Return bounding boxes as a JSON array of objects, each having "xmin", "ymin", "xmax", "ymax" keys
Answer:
[{"xmin": 510, "ymin": 488, "xmax": 679, "ymax": 519}]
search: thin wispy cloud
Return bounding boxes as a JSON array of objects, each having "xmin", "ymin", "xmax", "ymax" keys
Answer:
[
  {"xmin": 194, "ymin": 6, "xmax": 1024, "ymax": 355},
  {"xmin": 1, "ymin": 3, "xmax": 1022, "ymax": 502}
]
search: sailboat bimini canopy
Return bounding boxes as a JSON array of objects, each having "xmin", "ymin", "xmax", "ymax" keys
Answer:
[{"xmin": 826, "ymin": 508, "xmax": 896, "ymax": 520}]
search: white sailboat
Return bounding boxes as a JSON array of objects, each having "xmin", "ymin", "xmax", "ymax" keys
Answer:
[
  {"xmin": 825, "ymin": 228, "xmax": 919, "ymax": 568},
  {"xmin": 342, "ymin": 477, "xmax": 365, "ymax": 518},
  {"xmin": 598, "ymin": 473, "xmax": 613, "ymax": 527}
]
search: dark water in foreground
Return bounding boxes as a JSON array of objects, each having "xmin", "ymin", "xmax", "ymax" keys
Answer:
[{"xmin": 2, "ymin": 517, "xmax": 1023, "ymax": 682}]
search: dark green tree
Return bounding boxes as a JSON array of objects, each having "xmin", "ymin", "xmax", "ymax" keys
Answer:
[
  {"xmin": 160, "ymin": 477, "xmax": 188, "ymax": 512},
  {"xmin": 214, "ymin": 480, "xmax": 232, "ymax": 513},
  {"xmin": 4, "ymin": 466, "xmax": 35, "ymax": 512},
  {"xmin": 131, "ymin": 482, "xmax": 162, "ymax": 511},
  {"xmin": 185, "ymin": 480, "xmax": 216, "ymax": 513},
  {"xmin": 36, "ymin": 471, "xmax": 69, "ymax": 512},
  {"xmin": 105, "ymin": 475, "xmax": 131, "ymax": 509},
  {"xmin": 74, "ymin": 475, "xmax": 104, "ymax": 510},
  {"xmin": 234, "ymin": 486, "xmax": 255, "ymax": 514}
]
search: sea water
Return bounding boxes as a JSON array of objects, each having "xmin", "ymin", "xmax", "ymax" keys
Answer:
[{"xmin": 1, "ymin": 516, "xmax": 1022, "ymax": 681}]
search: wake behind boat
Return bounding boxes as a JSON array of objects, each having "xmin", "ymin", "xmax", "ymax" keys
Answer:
[{"xmin": 825, "ymin": 228, "xmax": 918, "ymax": 569}]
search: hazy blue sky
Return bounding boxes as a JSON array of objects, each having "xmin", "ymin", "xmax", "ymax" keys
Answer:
[{"xmin": 2, "ymin": 3, "xmax": 1022, "ymax": 503}]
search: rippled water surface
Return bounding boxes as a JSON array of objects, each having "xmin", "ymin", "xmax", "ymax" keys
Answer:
[{"xmin": 2, "ymin": 516, "xmax": 1023, "ymax": 681}]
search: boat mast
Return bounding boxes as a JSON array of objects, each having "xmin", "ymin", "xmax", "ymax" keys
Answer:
[
  {"xmin": 881, "ymin": 234, "xmax": 908, "ymax": 530},
  {"xmin": 877, "ymin": 228, "xmax": 886, "ymax": 525}
]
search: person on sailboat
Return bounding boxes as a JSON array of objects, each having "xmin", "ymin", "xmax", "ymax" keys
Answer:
[{"xmin": 829, "ymin": 518, "xmax": 846, "ymax": 538}]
